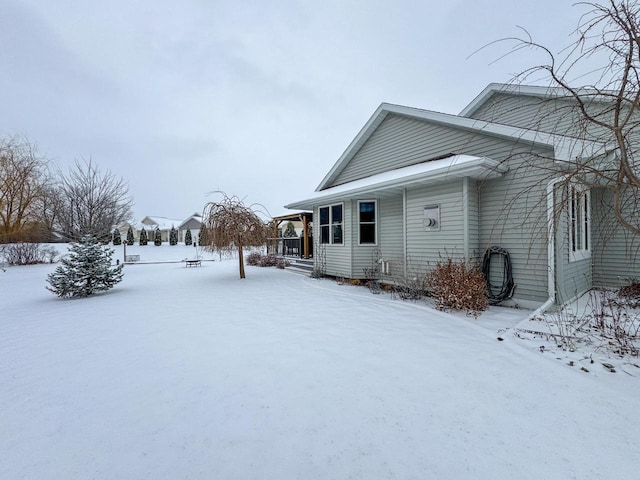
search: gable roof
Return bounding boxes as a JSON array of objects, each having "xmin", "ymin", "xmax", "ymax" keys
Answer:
[
  {"xmin": 459, "ymin": 82, "xmax": 617, "ymax": 118},
  {"xmin": 141, "ymin": 216, "xmax": 182, "ymax": 230},
  {"xmin": 286, "ymin": 154, "xmax": 506, "ymax": 211},
  {"xmin": 178, "ymin": 215, "xmax": 202, "ymax": 230},
  {"xmin": 315, "ymin": 102, "xmax": 606, "ymax": 192}
]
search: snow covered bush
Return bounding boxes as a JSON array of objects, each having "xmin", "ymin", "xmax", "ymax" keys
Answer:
[
  {"xmin": 112, "ymin": 228, "xmax": 122, "ymax": 245},
  {"xmin": 46, "ymin": 236, "xmax": 123, "ymax": 298},
  {"xmin": 246, "ymin": 251, "xmax": 262, "ymax": 266},
  {"xmin": 185, "ymin": 229, "xmax": 192, "ymax": 246},
  {"xmin": 0, "ymin": 243, "xmax": 58, "ymax": 265},
  {"xmin": 154, "ymin": 228, "xmax": 162, "ymax": 246},
  {"xmin": 169, "ymin": 227, "xmax": 178, "ymax": 246},
  {"xmin": 126, "ymin": 226, "xmax": 135, "ymax": 245},
  {"xmin": 427, "ymin": 258, "xmax": 488, "ymax": 315},
  {"xmin": 139, "ymin": 227, "xmax": 148, "ymax": 245},
  {"xmin": 245, "ymin": 252, "xmax": 289, "ymax": 269}
]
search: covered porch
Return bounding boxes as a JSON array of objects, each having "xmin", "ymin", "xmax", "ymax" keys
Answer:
[{"xmin": 269, "ymin": 212, "xmax": 313, "ymax": 259}]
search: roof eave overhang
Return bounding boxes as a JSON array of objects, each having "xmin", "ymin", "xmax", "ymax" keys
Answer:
[{"xmin": 285, "ymin": 156, "xmax": 506, "ymax": 211}]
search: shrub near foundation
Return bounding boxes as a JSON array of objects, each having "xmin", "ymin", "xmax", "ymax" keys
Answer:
[{"xmin": 427, "ymin": 258, "xmax": 488, "ymax": 316}]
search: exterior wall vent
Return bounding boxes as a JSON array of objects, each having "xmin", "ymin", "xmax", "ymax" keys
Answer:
[{"xmin": 423, "ymin": 205, "xmax": 440, "ymax": 231}]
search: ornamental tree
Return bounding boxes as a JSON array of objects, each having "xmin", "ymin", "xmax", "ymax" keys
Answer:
[
  {"xmin": 112, "ymin": 228, "xmax": 122, "ymax": 245},
  {"xmin": 185, "ymin": 228, "xmax": 192, "ymax": 246},
  {"xmin": 126, "ymin": 226, "xmax": 134, "ymax": 245},
  {"xmin": 283, "ymin": 221, "xmax": 297, "ymax": 237},
  {"xmin": 139, "ymin": 227, "xmax": 148, "ymax": 245},
  {"xmin": 154, "ymin": 227, "xmax": 162, "ymax": 246},
  {"xmin": 201, "ymin": 193, "xmax": 270, "ymax": 279},
  {"xmin": 46, "ymin": 235, "xmax": 123, "ymax": 298},
  {"xmin": 169, "ymin": 226, "xmax": 178, "ymax": 245}
]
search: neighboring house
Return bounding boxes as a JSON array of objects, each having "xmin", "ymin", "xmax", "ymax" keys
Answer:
[
  {"xmin": 140, "ymin": 216, "xmax": 183, "ymax": 242},
  {"xmin": 117, "ymin": 220, "xmax": 143, "ymax": 243},
  {"xmin": 117, "ymin": 214, "xmax": 202, "ymax": 245},
  {"xmin": 286, "ymin": 83, "xmax": 640, "ymax": 308},
  {"xmin": 178, "ymin": 213, "xmax": 202, "ymax": 243}
]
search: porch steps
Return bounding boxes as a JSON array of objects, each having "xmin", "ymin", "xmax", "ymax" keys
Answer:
[{"xmin": 286, "ymin": 258, "xmax": 314, "ymax": 276}]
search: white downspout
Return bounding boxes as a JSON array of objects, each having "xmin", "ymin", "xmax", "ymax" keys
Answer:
[
  {"xmin": 403, "ymin": 188, "xmax": 407, "ymax": 278},
  {"xmin": 527, "ymin": 175, "xmax": 568, "ymax": 319}
]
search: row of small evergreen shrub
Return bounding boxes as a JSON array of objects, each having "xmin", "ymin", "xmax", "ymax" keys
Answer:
[{"xmin": 112, "ymin": 227, "xmax": 199, "ymax": 246}]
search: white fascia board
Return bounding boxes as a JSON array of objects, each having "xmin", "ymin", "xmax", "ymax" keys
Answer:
[
  {"xmin": 287, "ymin": 155, "xmax": 506, "ymax": 210},
  {"xmin": 315, "ymin": 104, "xmax": 390, "ymax": 191}
]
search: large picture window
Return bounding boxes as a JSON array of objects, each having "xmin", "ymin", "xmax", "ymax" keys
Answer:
[
  {"xmin": 569, "ymin": 185, "xmax": 590, "ymax": 261},
  {"xmin": 319, "ymin": 204, "xmax": 343, "ymax": 245},
  {"xmin": 358, "ymin": 200, "xmax": 376, "ymax": 244}
]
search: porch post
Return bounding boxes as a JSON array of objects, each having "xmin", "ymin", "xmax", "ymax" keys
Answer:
[{"xmin": 302, "ymin": 215, "xmax": 309, "ymax": 259}]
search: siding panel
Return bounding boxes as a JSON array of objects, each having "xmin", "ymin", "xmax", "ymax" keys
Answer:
[{"xmin": 329, "ymin": 114, "xmax": 528, "ymax": 187}]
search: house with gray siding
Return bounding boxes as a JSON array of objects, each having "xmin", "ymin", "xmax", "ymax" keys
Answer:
[{"xmin": 286, "ymin": 83, "xmax": 640, "ymax": 309}]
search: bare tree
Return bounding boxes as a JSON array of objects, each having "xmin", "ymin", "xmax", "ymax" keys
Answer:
[
  {"xmin": 201, "ymin": 193, "xmax": 270, "ymax": 279},
  {"xmin": 0, "ymin": 135, "xmax": 50, "ymax": 242},
  {"xmin": 485, "ymin": 1, "xmax": 640, "ymax": 237},
  {"xmin": 54, "ymin": 159, "xmax": 133, "ymax": 241}
]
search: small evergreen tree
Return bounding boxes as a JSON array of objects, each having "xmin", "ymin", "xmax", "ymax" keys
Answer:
[
  {"xmin": 139, "ymin": 227, "xmax": 148, "ymax": 245},
  {"xmin": 154, "ymin": 227, "xmax": 162, "ymax": 246},
  {"xmin": 112, "ymin": 228, "xmax": 122, "ymax": 245},
  {"xmin": 46, "ymin": 235, "xmax": 123, "ymax": 298},
  {"xmin": 169, "ymin": 226, "xmax": 178, "ymax": 246},
  {"xmin": 185, "ymin": 228, "xmax": 192, "ymax": 246},
  {"xmin": 283, "ymin": 221, "xmax": 297, "ymax": 237},
  {"xmin": 126, "ymin": 226, "xmax": 134, "ymax": 245}
]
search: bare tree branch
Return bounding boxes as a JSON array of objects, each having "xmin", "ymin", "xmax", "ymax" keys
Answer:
[{"xmin": 54, "ymin": 159, "xmax": 133, "ymax": 241}]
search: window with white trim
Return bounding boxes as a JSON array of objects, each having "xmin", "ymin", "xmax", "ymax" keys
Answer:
[
  {"xmin": 358, "ymin": 200, "xmax": 376, "ymax": 245},
  {"xmin": 569, "ymin": 185, "xmax": 590, "ymax": 261},
  {"xmin": 319, "ymin": 204, "xmax": 343, "ymax": 244}
]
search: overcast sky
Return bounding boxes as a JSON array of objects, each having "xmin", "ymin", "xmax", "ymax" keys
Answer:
[{"xmin": 1, "ymin": 0, "xmax": 584, "ymax": 221}]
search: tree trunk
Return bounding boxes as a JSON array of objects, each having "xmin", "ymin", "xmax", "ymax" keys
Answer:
[{"xmin": 238, "ymin": 243, "xmax": 245, "ymax": 279}]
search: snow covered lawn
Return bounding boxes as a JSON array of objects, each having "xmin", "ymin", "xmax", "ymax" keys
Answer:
[{"xmin": 1, "ymin": 246, "xmax": 639, "ymax": 479}]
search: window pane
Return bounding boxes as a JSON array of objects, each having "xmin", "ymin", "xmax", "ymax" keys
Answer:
[
  {"xmin": 332, "ymin": 224, "xmax": 343, "ymax": 244},
  {"xmin": 360, "ymin": 224, "xmax": 375, "ymax": 244},
  {"xmin": 319, "ymin": 207, "xmax": 329, "ymax": 225},
  {"xmin": 331, "ymin": 204, "xmax": 342, "ymax": 223},
  {"xmin": 570, "ymin": 191, "xmax": 578, "ymax": 251},
  {"xmin": 320, "ymin": 225, "xmax": 330, "ymax": 244},
  {"xmin": 584, "ymin": 193, "xmax": 589, "ymax": 250},
  {"xmin": 359, "ymin": 202, "xmax": 375, "ymax": 223}
]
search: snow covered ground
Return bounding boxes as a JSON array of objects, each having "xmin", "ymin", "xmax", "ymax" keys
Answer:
[{"xmin": 1, "ymin": 245, "xmax": 639, "ymax": 479}]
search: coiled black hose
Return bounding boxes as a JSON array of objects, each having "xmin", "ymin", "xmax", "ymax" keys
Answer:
[{"xmin": 481, "ymin": 246, "xmax": 515, "ymax": 305}]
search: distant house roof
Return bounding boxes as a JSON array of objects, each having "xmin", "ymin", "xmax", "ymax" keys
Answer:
[
  {"xmin": 286, "ymin": 154, "xmax": 507, "ymax": 211},
  {"xmin": 141, "ymin": 216, "xmax": 182, "ymax": 230},
  {"xmin": 178, "ymin": 215, "xmax": 203, "ymax": 230}
]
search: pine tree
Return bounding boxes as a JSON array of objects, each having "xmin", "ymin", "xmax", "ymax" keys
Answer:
[
  {"xmin": 139, "ymin": 227, "xmax": 148, "ymax": 245},
  {"xmin": 126, "ymin": 226, "xmax": 134, "ymax": 245},
  {"xmin": 154, "ymin": 227, "xmax": 162, "ymax": 246},
  {"xmin": 169, "ymin": 226, "xmax": 178, "ymax": 246},
  {"xmin": 46, "ymin": 235, "xmax": 123, "ymax": 298},
  {"xmin": 185, "ymin": 228, "xmax": 192, "ymax": 246},
  {"xmin": 112, "ymin": 228, "xmax": 122, "ymax": 245},
  {"xmin": 283, "ymin": 221, "xmax": 297, "ymax": 237}
]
